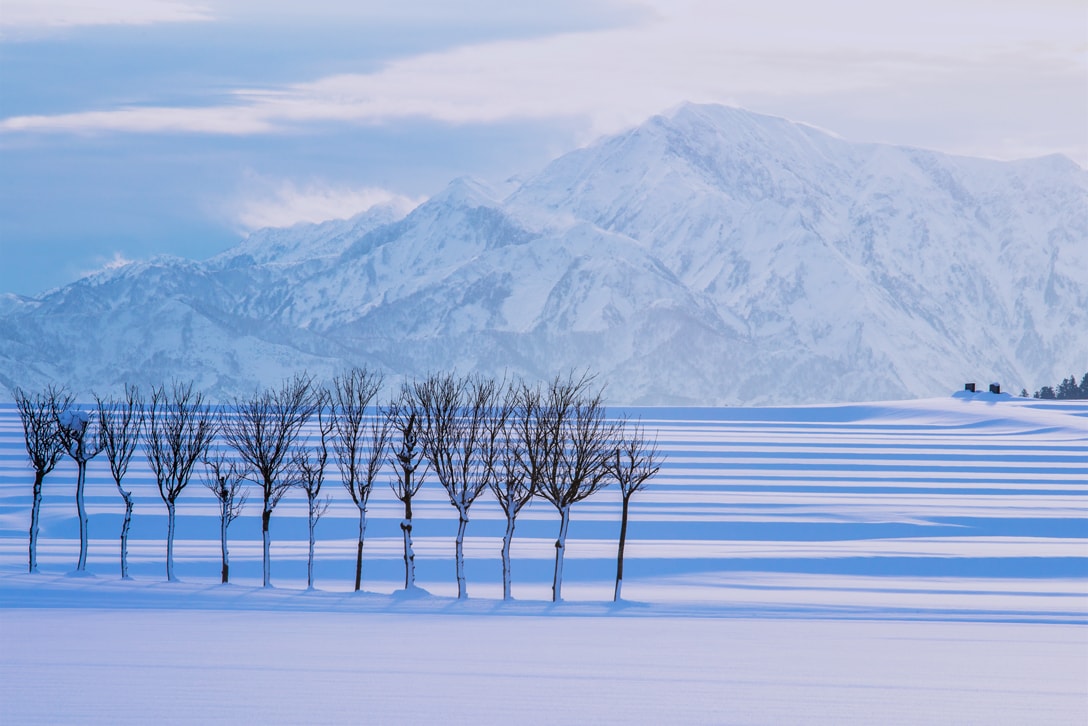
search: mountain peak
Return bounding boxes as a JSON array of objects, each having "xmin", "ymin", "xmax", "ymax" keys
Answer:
[
  {"xmin": 427, "ymin": 176, "xmax": 500, "ymax": 209},
  {"xmin": 214, "ymin": 202, "xmax": 412, "ymax": 268},
  {"xmin": 1, "ymin": 105, "xmax": 1084, "ymax": 405}
]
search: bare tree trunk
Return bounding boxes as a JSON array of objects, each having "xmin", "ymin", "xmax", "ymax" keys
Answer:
[
  {"xmin": 552, "ymin": 505, "xmax": 571, "ymax": 602},
  {"xmin": 614, "ymin": 493, "xmax": 631, "ymax": 602},
  {"xmin": 75, "ymin": 459, "xmax": 88, "ymax": 573},
  {"xmin": 455, "ymin": 511, "xmax": 469, "ymax": 599},
  {"xmin": 262, "ymin": 506, "xmax": 272, "ymax": 588},
  {"xmin": 29, "ymin": 470, "xmax": 44, "ymax": 574},
  {"xmin": 219, "ymin": 510, "xmax": 229, "ymax": 584},
  {"xmin": 119, "ymin": 489, "xmax": 134, "ymax": 580},
  {"xmin": 402, "ymin": 497, "xmax": 416, "ymax": 589},
  {"xmin": 165, "ymin": 499, "xmax": 176, "ymax": 582},
  {"xmin": 307, "ymin": 507, "xmax": 317, "ymax": 590},
  {"xmin": 501, "ymin": 510, "xmax": 516, "ymax": 601},
  {"xmin": 354, "ymin": 507, "xmax": 366, "ymax": 592}
]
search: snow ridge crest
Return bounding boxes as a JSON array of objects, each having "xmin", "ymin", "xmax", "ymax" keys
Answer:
[{"xmin": 1, "ymin": 104, "xmax": 1085, "ymax": 405}]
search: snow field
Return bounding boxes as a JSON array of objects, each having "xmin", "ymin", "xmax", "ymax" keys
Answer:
[
  {"xmin": 1, "ymin": 395, "xmax": 1086, "ymax": 723},
  {"xmin": 2, "ymin": 610, "xmax": 1085, "ymax": 725}
]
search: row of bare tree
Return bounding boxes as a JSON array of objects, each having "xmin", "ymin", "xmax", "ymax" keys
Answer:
[{"xmin": 13, "ymin": 370, "xmax": 661, "ymax": 601}]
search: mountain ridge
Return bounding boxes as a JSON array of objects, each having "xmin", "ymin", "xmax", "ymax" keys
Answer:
[{"xmin": 2, "ymin": 104, "xmax": 1085, "ymax": 404}]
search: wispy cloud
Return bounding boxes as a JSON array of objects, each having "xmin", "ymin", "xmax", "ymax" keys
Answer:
[
  {"xmin": 80, "ymin": 251, "xmax": 135, "ymax": 279},
  {"xmin": 233, "ymin": 177, "xmax": 423, "ymax": 230},
  {"xmin": 0, "ymin": 0, "xmax": 213, "ymax": 34},
  {"xmin": 1, "ymin": 0, "xmax": 1084, "ymax": 163},
  {"xmin": 0, "ymin": 106, "xmax": 272, "ymax": 135}
]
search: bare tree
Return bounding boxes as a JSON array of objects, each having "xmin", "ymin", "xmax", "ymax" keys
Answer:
[
  {"xmin": 202, "ymin": 449, "xmax": 248, "ymax": 584},
  {"xmin": 143, "ymin": 381, "xmax": 216, "ymax": 582},
  {"xmin": 330, "ymin": 367, "xmax": 388, "ymax": 591},
  {"xmin": 55, "ymin": 401, "xmax": 103, "ymax": 574},
  {"xmin": 95, "ymin": 385, "xmax": 144, "ymax": 579},
  {"xmin": 15, "ymin": 386, "xmax": 71, "ymax": 573},
  {"xmin": 291, "ymin": 389, "xmax": 334, "ymax": 590},
  {"xmin": 387, "ymin": 383, "xmax": 428, "ymax": 591},
  {"xmin": 607, "ymin": 418, "xmax": 662, "ymax": 602},
  {"xmin": 490, "ymin": 382, "xmax": 534, "ymax": 600},
  {"xmin": 222, "ymin": 374, "xmax": 317, "ymax": 587},
  {"xmin": 537, "ymin": 373, "xmax": 616, "ymax": 602},
  {"xmin": 416, "ymin": 373, "xmax": 506, "ymax": 599}
]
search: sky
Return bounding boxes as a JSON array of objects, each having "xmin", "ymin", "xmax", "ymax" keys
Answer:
[{"xmin": 1, "ymin": 0, "xmax": 1085, "ymax": 297}]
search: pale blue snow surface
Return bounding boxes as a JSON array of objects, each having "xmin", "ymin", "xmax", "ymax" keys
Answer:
[{"xmin": 0, "ymin": 396, "xmax": 1086, "ymax": 724}]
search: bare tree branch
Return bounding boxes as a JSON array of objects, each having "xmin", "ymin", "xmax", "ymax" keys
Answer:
[
  {"xmin": 489, "ymin": 382, "xmax": 529, "ymax": 600},
  {"xmin": 535, "ymin": 372, "xmax": 617, "ymax": 602},
  {"xmin": 416, "ymin": 372, "xmax": 507, "ymax": 599},
  {"xmin": 143, "ymin": 381, "xmax": 216, "ymax": 582},
  {"xmin": 330, "ymin": 367, "xmax": 387, "ymax": 591},
  {"xmin": 95, "ymin": 385, "xmax": 143, "ymax": 579},
  {"xmin": 606, "ymin": 417, "xmax": 663, "ymax": 601},
  {"xmin": 54, "ymin": 399, "xmax": 103, "ymax": 574},
  {"xmin": 292, "ymin": 387, "xmax": 334, "ymax": 590},
  {"xmin": 387, "ymin": 382, "xmax": 428, "ymax": 591},
  {"xmin": 14, "ymin": 386, "xmax": 70, "ymax": 574},
  {"xmin": 202, "ymin": 448, "xmax": 248, "ymax": 584},
  {"xmin": 222, "ymin": 373, "xmax": 317, "ymax": 587}
]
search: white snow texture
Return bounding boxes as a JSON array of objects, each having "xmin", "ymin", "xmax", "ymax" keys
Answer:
[
  {"xmin": 1, "ymin": 396, "xmax": 1086, "ymax": 724},
  {"xmin": 1, "ymin": 104, "xmax": 1085, "ymax": 404}
]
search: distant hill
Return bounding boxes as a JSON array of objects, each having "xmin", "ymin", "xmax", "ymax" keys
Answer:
[{"xmin": 2, "ymin": 103, "xmax": 1085, "ymax": 404}]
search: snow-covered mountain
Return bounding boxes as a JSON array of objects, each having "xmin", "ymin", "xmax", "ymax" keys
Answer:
[{"xmin": 2, "ymin": 104, "xmax": 1085, "ymax": 404}]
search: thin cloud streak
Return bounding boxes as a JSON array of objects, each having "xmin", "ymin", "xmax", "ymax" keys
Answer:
[
  {"xmin": 0, "ymin": 0, "xmax": 213, "ymax": 32},
  {"xmin": 0, "ymin": 106, "xmax": 273, "ymax": 135},
  {"xmin": 233, "ymin": 178, "xmax": 422, "ymax": 231},
  {"xmin": 0, "ymin": 0, "xmax": 1084, "ymax": 165}
]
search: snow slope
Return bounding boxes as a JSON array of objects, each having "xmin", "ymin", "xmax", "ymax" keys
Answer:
[
  {"xmin": 2, "ymin": 104, "xmax": 1085, "ymax": 404},
  {"xmin": 3, "ymin": 611, "xmax": 1083, "ymax": 726},
  {"xmin": 1, "ymin": 395, "xmax": 1085, "ymax": 612},
  {"xmin": 1, "ymin": 396, "xmax": 1085, "ymax": 724}
]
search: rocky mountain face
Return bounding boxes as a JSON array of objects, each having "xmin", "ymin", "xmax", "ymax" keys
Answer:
[{"xmin": 2, "ymin": 104, "xmax": 1085, "ymax": 404}]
